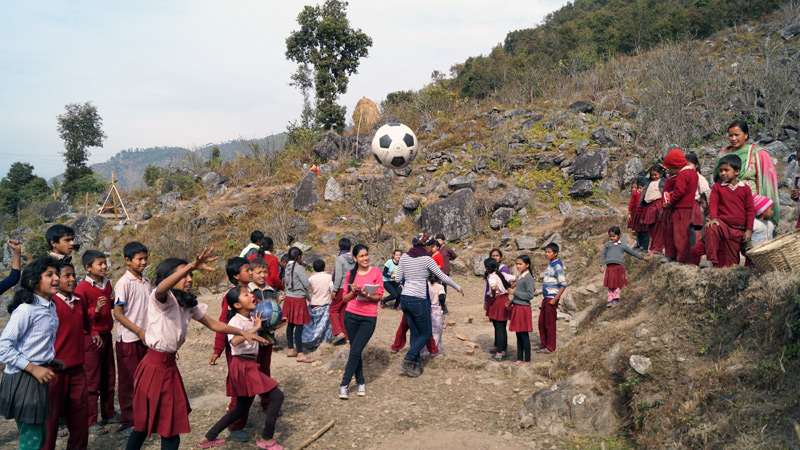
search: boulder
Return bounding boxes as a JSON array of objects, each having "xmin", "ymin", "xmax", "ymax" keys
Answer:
[
  {"xmin": 492, "ymin": 187, "xmax": 531, "ymax": 211},
  {"xmin": 569, "ymin": 180, "xmax": 594, "ymax": 198},
  {"xmin": 629, "ymin": 355, "xmax": 652, "ymax": 375},
  {"xmin": 362, "ymin": 177, "xmax": 393, "ymax": 206},
  {"xmin": 558, "ymin": 201, "xmax": 573, "ymax": 216},
  {"xmin": 395, "ymin": 166, "xmax": 412, "ymax": 177},
  {"xmin": 345, "ymin": 133, "xmax": 374, "ymax": 160},
  {"xmin": 287, "ymin": 217, "xmax": 310, "ymax": 242},
  {"xmin": 616, "ymin": 157, "xmax": 645, "ymax": 188},
  {"xmin": 486, "ymin": 176, "xmax": 501, "ymax": 191},
  {"xmin": 591, "ymin": 127, "xmax": 619, "ymax": 147},
  {"xmin": 42, "ymin": 201, "xmax": 74, "ymax": 221},
  {"xmin": 137, "ymin": 209, "xmax": 152, "ymax": 221},
  {"xmin": 567, "ymin": 101, "xmax": 595, "ymax": 114},
  {"xmin": 490, "ymin": 207, "xmax": 515, "ymax": 230},
  {"xmin": 312, "ymin": 132, "xmax": 346, "ymax": 162},
  {"xmin": 471, "ymin": 160, "xmax": 489, "ymax": 175},
  {"xmin": 763, "ymin": 140, "xmax": 791, "ymax": 157},
  {"xmin": 417, "ymin": 118, "xmax": 440, "ymax": 134},
  {"xmin": 542, "ymin": 232, "xmax": 561, "ymax": 248},
  {"xmin": 157, "ymin": 192, "xmax": 182, "ymax": 216},
  {"xmin": 401, "ymin": 195, "xmax": 420, "ymax": 211},
  {"xmin": 291, "ymin": 172, "xmax": 319, "ymax": 212},
  {"xmin": 521, "ymin": 115, "xmax": 545, "ymax": 131},
  {"xmin": 206, "ymin": 184, "xmax": 227, "ymax": 201},
  {"xmin": 70, "ymin": 215, "xmax": 106, "ymax": 247},
  {"xmin": 779, "ymin": 20, "xmax": 800, "ymax": 40},
  {"xmin": 597, "ymin": 178, "xmax": 619, "ymax": 195},
  {"xmin": 473, "ymin": 257, "xmax": 486, "ymax": 277},
  {"xmin": 418, "ymin": 189, "xmax": 478, "ymax": 241},
  {"xmin": 324, "ymin": 177, "xmax": 343, "ymax": 202},
  {"xmin": 518, "ymin": 371, "xmax": 621, "ymax": 437},
  {"xmin": 568, "ymin": 149, "xmax": 609, "ymax": 180},
  {"xmin": 447, "ymin": 176, "xmax": 476, "ymax": 191},
  {"xmin": 515, "ymin": 236, "xmax": 538, "ymax": 250},
  {"xmin": 201, "ymin": 171, "xmax": 225, "ymax": 188}
]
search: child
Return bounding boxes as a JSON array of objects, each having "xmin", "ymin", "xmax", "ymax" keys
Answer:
[
  {"xmin": 601, "ymin": 227, "xmax": 645, "ymax": 307},
  {"xmin": 255, "ymin": 236, "xmax": 283, "ymax": 296},
  {"xmin": 640, "ymin": 165, "xmax": 666, "ymax": 254},
  {"xmin": 44, "ymin": 262, "xmax": 98, "ymax": 450},
  {"xmin": 123, "ymin": 248, "xmax": 266, "ymax": 450},
  {"xmin": 703, "ymin": 154, "xmax": 755, "ymax": 268},
  {"xmin": 250, "ymin": 257, "xmax": 276, "ymax": 303},
  {"xmin": 74, "ymin": 249, "xmax": 117, "ymax": 434},
  {"xmin": 279, "ymin": 255, "xmax": 289, "ymax": 282},
  {"xmin": 539, "ymin": 243, "xmax": 567, "ymax": 353},
  {"xmin": 0, "ymin": 239, "xmax": 22, "ymax": 295},
  {"xmin": 510, "ymin": 255, "xmax": 535, "ymax": 365},
  {"xmin": 685, "ymin": 153, "xmax": 711, "ymax": 246},
  {"xmin": 425, "ymin": 276, "xmax": 446, "ymax": 355},
  {"xmin": 0, "ymin": 256, "xmax": 64, "ymax": 450},
  {"xmin": 485, "ymin": 257, "xmax": 516, "ymax": 362},
  {"xmin": 246, "ymin": 257, "xmax": 277, "ymax": 415},
  {"xmin": 283, "ymin": 247, "xmax": 314, "ymax": 363},
  {"xmin": 112, "ymin": 242, "xmax": 151, "ymax": 436},
  {"xmin": 45, "ymin": 224, "xmax": 75, "ymax": 262},
  {"xmin": 199, "ymin": 286, "xmax": 284, "ymax": 450},
  {"xmin": 431, "ymin": 241, "xmax": 444, "ymax": 269},
  {"xmin": 483, "ymin": 248, "xmax": 511, "ymax": 326},
  {"xmin": 240, "ymin": 230, "xmax": 264, "ymax": 260},
  {"xmin": 626, "ymin": 181, "xmax": 643, "ymax": 248},
  {"xmin": 330, "ymin": 238, "xmax": 355, "ymax": 345},
  {"xmin": 662, "ymin": 149, "xmax": 699, "ymax": 264},
  {"xmin": 305, "ymin": 259, "xmax": 333, "ymax": 348},
  {"xmin": 209, "ymin": 257, "xmax": 252, "ymax": 443},
  {"xmin": 749, "ymin": 195, "xmax": 775, "ymax": 249},
  {"xmin": 381, "ymin": 250, "xmax": 402, "ymax": 310}
]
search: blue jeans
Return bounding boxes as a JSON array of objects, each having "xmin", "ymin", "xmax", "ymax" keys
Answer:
[{"xmin": 400, "ymin": 295, "xmax": 431, "ymax": 363}]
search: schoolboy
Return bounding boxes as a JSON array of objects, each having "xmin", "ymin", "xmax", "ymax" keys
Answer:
[
  {"xmin": 209, "ymin": 257, "xmax": 253, "ymax": 442},
  {"xmin": 240, "ymin": 230, "xmax": 264, "ymax": 259},
  {"xmin": 43, "ymin": 262, "xmax": 99, "ymax": 450},
  {"xmin": 539, "ymin": 243, "xmax": 567, "ymax": 354},
  {"xmin": 330, "ymin": 238, "xmax": 355, "ymax": 345},
  {"xmin": 46, "ymin": 224, "xmax": 76, "ymax": 262},
  {"xmin": 704, "ymin": 154, "xmax": 755, "ymax": 267},
  {"xmin": 258, "ymin": 236, "xmax": 283, "ymax": 295},
  {"xmin": 112, "ymin": 242, "xmax": 151, "ymax": 436},
  {"xmin": 661, "ymin": 149, "xmax": 699, "ymax": 264},
  {"xmin": 249, "ymin": 257, "xmax": 275, "ymax": 302},
  {"xmin": 74, "ymin": 250, "xmax": 117, "ymax": 434}
]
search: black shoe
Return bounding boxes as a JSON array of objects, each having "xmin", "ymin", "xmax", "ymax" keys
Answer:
[{"xmin": 399, "ymin": 360, "xmax": 420, "ymax": 377}]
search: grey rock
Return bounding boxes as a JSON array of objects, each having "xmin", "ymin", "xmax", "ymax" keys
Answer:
[
  {"xmin": 542, "ymin": 232, "xmax": 561, "ymax": 248},
  {"xmin": 558, "ymin": 202, "xmax": 573, "ymax": 216},
  {"xmin": 291, "ymin": 172, "xmax": 319, "ymax": 212},
  {"xmin": 201, "ymin": 171, "xmax": 225, "ymax": 187},
  {"xmin": 499, "ymin": 228, "xmax": 513, "ymax": 247},
  {"xmin": 779, "ymin": 21, "xmax": 800, "ymax": 40},
  {"xmin": 521, "ymin": 115, "xmax": 545, "ymax": 131},
  {"xmin": 157, "ymin": 192, "xmax": 181, "ymax": 208},
  {"xmin": 629, "ymin": 355, "xmax": 652, "ymax": 375},
  {"xmin": 591, "ymin": 127, "xmax": 619, "ymax": 147},
  {"xmin": 516, "ymin": 236, "xmax": 538, "ymax": 250},
  {"xmin": 401, "ymin": 195, "xmax": 420, "ymax": 211},
  {"xmin": 70, "ymin": 215, "xmax": 106, "ymax": 247},
  {"xmin": 567, "ymin": 101, "xmax": 595, "ymax": 114},
  {"xmin": 568, "ymin": 180, "xmax": 594, "ymax": 198},
  {"xmin": 764, "ymin": 140, "xmax": 790, "ymax": 157},
  {"xmin": 321, "ymin": 232, "xmax": 338, "ymax": 244},
  {"xmin": 287, "ymin": 217, "xmax": 310, "ymax": 242},
  {"xmin": 635, "ymin": 328, "xmax": 649, "ymax": 339},
  {"xmin": 447, "ymin": 176, "xmax": 476, "ymax": 191},
  {"xmin": 362, "ymin": 177, "xmax": 393, "ymax": 206},
  {"xmin": 291, "ymin": 242, "xmax": 312, "ymax": 252},
  {"xmin": 779, "ymin": 191, "xmax": 793, "ymax": 206},
  {"xmin": 492, "ymin": 188, "xmax": 529, "ymax": 211},
  {"xmin": 42, "ymin": 202, "xmax": 74, "ymax": 221},
  {"xmin": 418, "ymin": 189, "xmax": 478, "ymax": 241},
  {"xmin": 606, "ymin": 207, "xmax": 622, "ymax": 215},
  {"xmin": 472, "ymin": 160, "xmax": 489, "ymax": 175},
  {"xmin": 518, "ymin": 371, "xmax": 621, "ymax": 436},
  {"xmin": 490, "ymin": 207, "xmax": 515, "ymax": 230},
  {"xmin": 473, "ymin": 257, "xmax": 486, "ymax": 277},
  {"xmin": 100, "ymin": 237, "xmax": 113, "ymax": 250},
  {"xmin": 616, "ymin": 157, "xmax": 645, "ymax": 188},
  {"xmin": 486, "ymin": 176, "xmax": 500, "ymax": 191},
  {"xmin": 394, "ymin": 166, "xmax": 412, "ymax": 177},
  {"xmin": 417, "ymin": 118, "xmax": 440, "ymax": 134},
  {"xmin": 190, "ymin": 216, "xmax": 217, "ymax": 230},
  {"xmin": 539, "ymin": 180, "xmax": 555, "ymax": 191},
  {"xmin": 606, "ymin": 343, "xmax": 623, "ymax": 373},
  {"xmin": 597, "ymin": 178, "xmax": 619, "ymax": 194},
  {"xmin": 568, "ymin": 149, "xmax": 609, "ymax": 180},
  {"xmin": 227, "ymin": 206, "xmax": 249, "ymax": 221},
  {"xmin": 137, "ymin": 209, "xmax": 152, "ymax": 221},
  {"xmin": 206, "ymin": 184, "xmax": 227, "ymax": 201},
  {"xmin": 312, "ymin": 132, "xmax": 346, "ymax": 162},
  {"xmin": 324, "ymin": 177, "xmax": 343, "ymax": 202},
  {"xmin": 344, "ymin": 133, "xmax": 374, "ymax": 160}
]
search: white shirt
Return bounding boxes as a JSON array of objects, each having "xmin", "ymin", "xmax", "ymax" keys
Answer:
[
  {"xmin": 143, "ymin": 290, "xmax": 208, "ymax": 354},
  {"xmin": 227, "ymin": 313, "xmax": 259, "ymax": 356}
]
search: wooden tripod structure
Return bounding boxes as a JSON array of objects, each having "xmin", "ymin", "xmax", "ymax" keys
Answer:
[{"xmin": 98, "ymin": 172, "xmax": 130, "ymax": 221}]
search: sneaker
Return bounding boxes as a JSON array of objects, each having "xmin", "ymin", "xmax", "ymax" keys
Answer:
[
  {"xmin": 489, "ymin": 353, "xmax": 505, "ymax": 362},
  {"xmin": 227, "ymin": 429, "xmax": 249, "ymax": 442},
  {"xmin": 380, "ymin": 302, "xmax": 387, "ymax": 309},
  {"xmin": 338, "ymin": 385, "xmax": 349, "ymax": 400},
  {"xmin": 357, "ymin": 384, "xmax": 366, "ymax": 397},
  {"xmin": 443, "ymin": 308, "xmax": 450, "ymax": 315},
  {"xmin": 399, "ymin": 360, "xmax": 420, "ymax": 377}
]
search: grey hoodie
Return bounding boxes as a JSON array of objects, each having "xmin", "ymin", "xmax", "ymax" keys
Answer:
[
  {"xmin": 284, "ymin": 261, "xmax": 310, "ymax": 298},
  {"xmin": 331, "ymin": 251, "xmax": 355, "ymax": 292}
]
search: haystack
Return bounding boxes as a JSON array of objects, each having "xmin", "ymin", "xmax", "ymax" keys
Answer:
[{"xmin": 352, "ymin": 97, "xmax": 380, "ymax": 134}]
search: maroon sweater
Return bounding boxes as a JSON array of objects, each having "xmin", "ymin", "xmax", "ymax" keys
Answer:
[
  {"xmin": 74, "ymin": 278, "xmax": 114, "ymax": 334},
  {"xmin": 53, "ymin": 293, "xmax": 97, "ymax": 369},
  {"xmin": 709, "ymin": 182, "xmax": 755, "ymax": 230},
  {"xmin": 664, "ymin": 167, "xmax": 698, "ymax": 209}
]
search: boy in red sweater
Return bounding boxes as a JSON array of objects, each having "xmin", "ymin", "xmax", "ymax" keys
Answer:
[
  {"xmin": 662, "ymin": 149, "xmax": 699, "ymax": 264},
  {"xmin": 74, "ymin": 249, "xmax": 117, "ymax": 434},
  {"xmin": 44, "ymin": 262, "xmax": 99, "ymax": 450},
  {"xmin": 253, "ymin": 236, "xmax": 283, "ymax": 296},
  {"xmin": 112, "ymin": 242, "xmax": 151, "ymax": 436},
  {"xmin": 704, "ymin": 154, "xmax": 755, "ymax": 267}
]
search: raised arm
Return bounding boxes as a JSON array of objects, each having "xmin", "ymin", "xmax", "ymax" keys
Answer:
[
  {"xmin": 155, "ymin": 247, "xmax": 218, "ymax": 303},
  {"xmin": 424, "ymin": 257, "xmax": 462, "ymax": 292},
  {"xmin": 197, "ymin": 314, "xmax": 266, "ymax": 345}
]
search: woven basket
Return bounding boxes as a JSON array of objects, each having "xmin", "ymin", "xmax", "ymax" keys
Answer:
[{"xmin": 748, "ymin": 228, "xmax": 800, "ymax": 272}]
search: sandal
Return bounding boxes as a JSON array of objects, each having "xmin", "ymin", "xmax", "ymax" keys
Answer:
[
  {"xmin": 88, "ymin": 424, "xmax": 108, "ymax": 435},
  {"xmin": 57, "ymin": 428, "xmax": 69, "ymax": 438},
  {"xmin": 297, "ymin": 356, "xmax": 314, "ymax": 363},
  {"xmin": 286, "ymin": 352, "xmax": 297, "ymax": 358},
  {"xmin": 198, "ymin": 438, "xmax": 226, "ymax": 448}
]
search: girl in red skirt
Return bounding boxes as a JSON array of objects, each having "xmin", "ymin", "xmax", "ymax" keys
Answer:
[
  {"xmin": 124, "ymin": 248, "xmax": 265, "ymax": 450},
  {"xmin": 685, "ymin": 153, "xmax": 710, "ymax": 245},
  {"xmin": 627, "ymin": 180, "xmax": 642, "ymax": 245},
  {"xmin": 640, "ymin": 165, "xmax": 666, "ymax": 254},
  {"xmin": 509, "ymin": 255, "xmax": 535, "ymax": 366},
  {"xmin": 199, "ymin": 286, "xmax": 284, "ymax": 449},
  {"xmin": 282, "ymin": 247, "xmax": 314, "ymax": 363},
  {"xmin": 600, "ymin": 227, "xmax": 646, "ymax": 308},
  {"xmin": 485, "ymin": 258, "xmax": 516, "ymax": 362}
]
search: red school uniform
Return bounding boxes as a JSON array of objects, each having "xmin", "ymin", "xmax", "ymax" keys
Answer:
[
  {"xmin": 43, "ymin": 293, "xmax": 96, "ymax": 450},
  {"xmin": 627, "ymin": 190, "xmax": 642, "ymax": 230},
  {"xmin": 663, "ymin": 167, "xmax": 699, "ymax": 263},
  {"xmin": 704, "ymin": 181, "xmax": 755, "ymax": 267},
  {"xmin": 74, "ymin": 277, "xmax": 117, "ymax": 426}
]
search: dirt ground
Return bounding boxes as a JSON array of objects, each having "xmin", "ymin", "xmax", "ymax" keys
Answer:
[{"xmin": 0, "ymin": 274, "xmax": 581, "ymax": 449}]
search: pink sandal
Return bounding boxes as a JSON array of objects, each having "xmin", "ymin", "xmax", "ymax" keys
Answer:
[
  {"xmin": 198, "ymin": 438, "xmax": 226, "ymax": 448},
  {"xmin": 257, "ymin": 439, "xmax": 283, "ymax": 450}
]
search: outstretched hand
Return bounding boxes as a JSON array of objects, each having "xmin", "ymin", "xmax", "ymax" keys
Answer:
[
  {"xmin": 457, "ymin": 288, "xmax": 465, "ymax": 297},
  {"xmin": 192, "ymin": 247, "xmax": 218, "ymax": 272}
]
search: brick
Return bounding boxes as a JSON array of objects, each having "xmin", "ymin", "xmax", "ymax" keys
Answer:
[
  {"xmin": 445, "ymin": 321, "xmax": 456, "ymax": 327},
  {"xmin": 463, "ymin": 317, "xmax": 473, "ymax": 324},
  {"xmin": 480, "ymin": 318, "xmax": 490, "ymax": 323},
  {"xmin": 466, "ymin": 350, "xmax": 475, "ymax": 356},
  {"xmin": 455, "ymin": 334, "xmax": 469, "ymax": 341}
]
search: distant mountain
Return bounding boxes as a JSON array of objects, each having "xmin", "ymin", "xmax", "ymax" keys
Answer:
[{"xmin": 89, "ymin": 134, "xmax": 286, "ymax": 190}]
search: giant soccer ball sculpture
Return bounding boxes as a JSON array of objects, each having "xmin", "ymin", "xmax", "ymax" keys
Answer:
[{"xmin": 371, "ymin": 123, "xmax": 418, "ymax": 169}]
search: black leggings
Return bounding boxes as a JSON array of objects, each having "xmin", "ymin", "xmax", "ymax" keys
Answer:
[
  {"xmin": 125, "ymin": 431, "xmax": 179, "ymax": 450},
  {"xmin": 341, "ymin": 311, "xmax": 376, "ymax": 386},
  {"xmin": 205, "ymin": 388, "xmax": 284, "ymax": 441},
  {"xmin": 492, "ymin": 320, "xmax": 508, "ymax": 353},
  {"xmin": 516, "ymin": 332, "xmax": 531, "ymax": 362},
  {"xmin": 286, "ymin": 323, "xmax": 304, "ymax": 354},
  {"xmin": 382, "ymin": 281, "xmax": 401, "ymax": 307}
]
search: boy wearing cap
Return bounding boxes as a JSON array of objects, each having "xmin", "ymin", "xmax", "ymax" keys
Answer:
[{"xmin": 661, "ymin": 149, "xmax": 699, "ymax": 264}]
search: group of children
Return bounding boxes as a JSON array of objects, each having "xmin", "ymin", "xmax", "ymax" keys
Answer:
[{"xmin": 0, "ymin": 225, "xmax": 284, "ymax": 450}]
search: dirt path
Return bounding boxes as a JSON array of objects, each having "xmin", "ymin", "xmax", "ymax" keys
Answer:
[{"xmin": 0, "ymin": 275, "xmax": 578, "ymax": 449}]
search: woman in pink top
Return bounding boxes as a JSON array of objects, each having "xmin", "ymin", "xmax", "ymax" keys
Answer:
[
  {"xmin": 125, "ymin": 248, "xmax": 265, "ymax": 450},
  {"xmin": 337, "ymin": 244, "xmax": 383, "ymax": 400}
]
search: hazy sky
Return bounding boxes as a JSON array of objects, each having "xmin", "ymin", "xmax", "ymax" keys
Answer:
[{"xmin": 0, "ymin": 1, "xmax": 567, "ymax": 179}]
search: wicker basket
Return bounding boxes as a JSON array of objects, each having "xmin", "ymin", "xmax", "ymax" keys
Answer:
[{"xmin": 748, "ymin": 228, "xmax": 800, "ymax": 272}]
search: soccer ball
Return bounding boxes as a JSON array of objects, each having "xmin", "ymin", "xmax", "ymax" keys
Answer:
[
  {"xmin": 371, "ymin": 123, "xmax": 418, "ymax": 169},
  {"xmin": 254, "ymin": 300, "xmax": 282, "ymax": 330}
]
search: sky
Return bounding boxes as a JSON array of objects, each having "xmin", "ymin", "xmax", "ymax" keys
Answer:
[{"xmin": 0, "ymin": 0, "xmax": 568, "ymax": 179}]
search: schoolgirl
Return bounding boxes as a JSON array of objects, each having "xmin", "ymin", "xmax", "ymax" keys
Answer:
[
  {"xmin": 509, "ymin": 255, "xmax": 535, "ymax": 365},
  {"xmin": 485, "ymin": 257, "xmax": 516, "ymax": 362}
]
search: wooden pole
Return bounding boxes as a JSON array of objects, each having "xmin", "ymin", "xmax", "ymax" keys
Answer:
[
  {"xmin": 85, "ymin": 192, "xmax": 89, "ymax": 216},
  {"xmin": 111, "ymin": 171, "xmax": 118, "ymax": 220},
  {"xmin": 294, "ymin": 419, "xmax": 334, "ymax": 450}
]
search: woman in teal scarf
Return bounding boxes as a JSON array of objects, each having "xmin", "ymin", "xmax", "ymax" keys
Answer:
[{"xmin": 713, "ymin": 120, "xmax": 780, "ymax": 224}]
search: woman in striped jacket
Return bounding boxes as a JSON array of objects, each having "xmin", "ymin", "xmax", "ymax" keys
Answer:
[{"xmin": 395, "ymin": 233, "xmax": 463, "ymax": 378}]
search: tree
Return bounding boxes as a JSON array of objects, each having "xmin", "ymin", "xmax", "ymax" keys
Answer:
[
  {"xmin": 0, "ymin": 162, "xmax": 50, "ymax": 215},
  {"xmin": 285, "ymin": 0, "xmax": 372, "ymax": 131},
  {"xmin": 289, "ymin": 64, "xmax": 316, "ymax": 129},
  {"xmin": 57, "ymin": 102, "xmax": 107, "ymax": 200}
]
